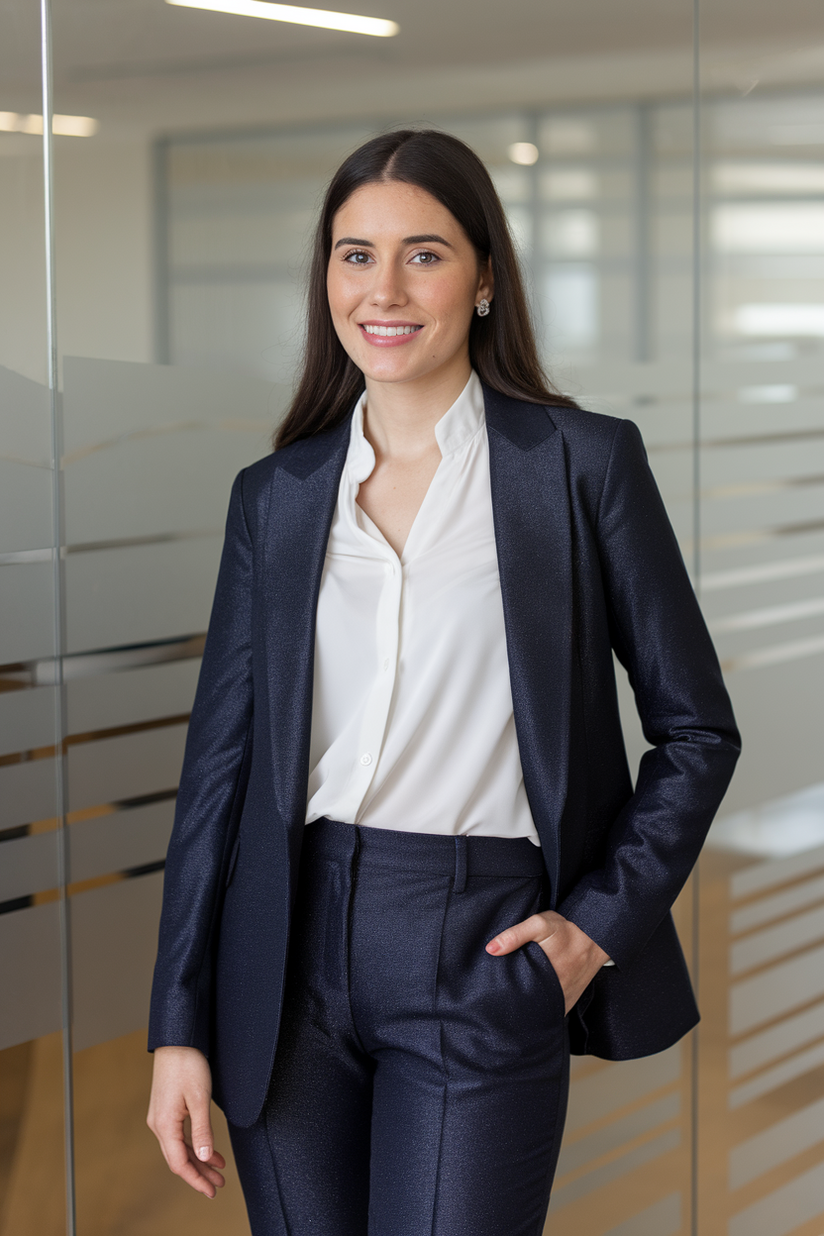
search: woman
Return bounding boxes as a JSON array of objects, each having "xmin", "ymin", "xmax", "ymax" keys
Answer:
[{"xmin": 147, "ymin": 129, "xmax": 739, "ymax": 1236}]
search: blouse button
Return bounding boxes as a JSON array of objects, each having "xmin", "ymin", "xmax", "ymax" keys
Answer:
[{"xmin": 360, "ymin": 753, "xmax": 373, "ymax": 766}]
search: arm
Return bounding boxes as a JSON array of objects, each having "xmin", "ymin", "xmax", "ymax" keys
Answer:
[
  {"xmin": 148, "ymin": 468, "xmax": 255, "ymax": 1054},
  {"xmin": 488, "ymin": 418, "xmax": 740, "ymax": 1000},
  {"xmin": 146, "ymin": 470, "xmax": 254, "ymax": 1192},
  {"xmin": 557, "ymin": 418, "xmax": 740, "ymax": 965}
]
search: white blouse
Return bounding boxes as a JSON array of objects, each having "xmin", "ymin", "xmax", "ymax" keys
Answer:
[{"xmin": 305, "ymin": 371, "xmax": 540, "ymax": 846}]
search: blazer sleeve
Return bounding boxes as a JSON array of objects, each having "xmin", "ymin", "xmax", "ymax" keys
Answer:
[
  {"xmin": 148, "ymin": 468, "xmax": 254, "ymax": 1055},
  {"xmin": 557, "ymin": 418, "xmax": 741, "ymax": 968}
]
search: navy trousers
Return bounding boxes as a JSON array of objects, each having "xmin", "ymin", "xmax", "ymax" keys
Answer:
[{"xmin": 228, "ymin": 817, "xmax": 570, "ymax": 1236}]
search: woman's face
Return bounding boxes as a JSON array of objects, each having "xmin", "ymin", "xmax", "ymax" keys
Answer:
[{"xmin": 327, "ymin": 180, "xmax": 493, "ymax": 392}]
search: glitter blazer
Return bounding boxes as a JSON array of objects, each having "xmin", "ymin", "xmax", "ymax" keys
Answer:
[{"xmin": 148, "ymin": 384, "xmax": 741, "ymax": 1129}]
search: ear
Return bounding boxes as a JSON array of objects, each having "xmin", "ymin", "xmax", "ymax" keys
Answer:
[{"xmin": 476, "ymin": 257, "xmax": 494, "ymax": 306}]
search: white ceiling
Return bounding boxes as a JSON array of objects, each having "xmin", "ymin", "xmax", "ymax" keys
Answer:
[{"xmin": 1, "ymin": 0, "xmax": 823, "ymax": 136}]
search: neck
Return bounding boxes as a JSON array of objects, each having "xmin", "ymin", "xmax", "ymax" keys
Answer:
[{"xmin": 362, "ymin": 358, "xmax": 472, "ymax": 463}]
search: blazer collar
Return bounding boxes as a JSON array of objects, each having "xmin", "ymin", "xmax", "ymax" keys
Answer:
[{"xmin": 484, "ymin": 384, "xmax": 572, "ymax": 899}]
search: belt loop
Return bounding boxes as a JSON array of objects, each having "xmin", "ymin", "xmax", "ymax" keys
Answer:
[{"xmin": 453, "ymin": 835, "xmax": 467, "ymax": 894}]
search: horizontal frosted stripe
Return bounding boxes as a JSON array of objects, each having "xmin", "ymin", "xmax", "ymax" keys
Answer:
[
  {"xmin": 67, "ymin": 659, "xmax": 200, "ymax": 736},
  {"xmin": 0, "ymin": 758, "xmax": 58, "ymax": 830},
  {"xmin": 730, "ymin": 1095, "xmax": 824, "ymax": 1189},
  {"xmin": 64, "ymin": 538, "xmax": 222, "ymax": 655},
  {"xmin": 564, "ymin": 1046, "xmax": 681, "ymax": 1134},
  {"xmin": 63, "ymin": 432, "xmax": 260, "ymax": 543},
  {"xmin": 67, "ymin": 724, "xmax": 187, "ymax": 813},
  {"xmin": 0, "ymin": 831, "xmax": 59, "ymax": 902},
  {"xmin": 715, "ymin": 785, "xmax": 824, "ymax": 882},
  {"xmin": 0, "ymin": 460, "xmax": 53, "ymax": 555},
  {"xmin": 0, "ymin": 364, "xmax": 51, "ymax": 466},
  {"xmin": 0, "ymin": 685, "xmax": 55, "ymax": 757},
  {"xmin": 61, "ymin": 355, "xmax": 276, "ymax": 456},
  {"xmin": 730, "ymin": 1041, "xmax": 824, "ymax": 1110},
  {"xmin": 69, "ymin": 800, "xmax": 174, "ymax": 884},
  {"xmin": 0, "ymin": 902, "xmax": 62, "ymax": 1050},
  {"xmin": 729, "ymin": 1160, "xmax": 824, "ymax": 1236},
  {"xmin": 731, "ymin": 874, "xmax": 824, "ymax": 934},
  {"xmin": 731, "ymin": 905, "xmax": 824, "ymax": 975},
  {"xmin": 702, "ymin": 555, "xmax": 824, "ymax": 592},
  {"xmin": 731, "ymin": 821, "xmax": 824, "ymax": 897},
  {"xmin": 602, "ymin": 1193, "xmax": 681, "ymax": 1236},
  {"xmin": 730, "ymin": 1001, "xmax": 824, "ymax": 1078},
  {"xmin": 725, "ymin": 634, "xmax": 824, "ymax": 673},
  {"xmin": 711, "ymin": 597, "xmax": 824, "ymax": 635},
  {"xmin": 71, "ymin": 871, "xmax": 164, "ymax": 1051},
  {"xmin": 730, "ymin": 943, "xmax": 824, "ymax": 1034},
  {"xmin": 0, "ymin": 562, "xmax": 55, "ymax": 664},
  {"xmin": 549, "ymin": 1127, "xmax": 680, "ymax": 1213},
  {"xmin": 557, "ymin": 1092, "xmax": 680, "ymax": 1177},
  {"xmin": 31, "ymin": 635, "xmax": 204, "ymax": 688}
]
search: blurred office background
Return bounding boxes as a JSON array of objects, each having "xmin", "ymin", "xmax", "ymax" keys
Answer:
[{"xmin": 2, "ymin": 1, "xmax": 824, "ymax": 1233}]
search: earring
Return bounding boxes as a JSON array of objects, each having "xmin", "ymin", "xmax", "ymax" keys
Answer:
[{"xmin": 476, "ymin": 298, "xmax": 491, "ymax": 317}]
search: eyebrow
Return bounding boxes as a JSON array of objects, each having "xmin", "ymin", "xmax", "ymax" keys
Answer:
[{"xmin": 333, "ymin": 233, "xmax": 454, "ymax": 250}]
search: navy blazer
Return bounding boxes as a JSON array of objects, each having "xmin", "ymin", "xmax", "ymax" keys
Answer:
[{"xmin": 149, "ymin": 385, "xmax": 740, "ymax": 1129}]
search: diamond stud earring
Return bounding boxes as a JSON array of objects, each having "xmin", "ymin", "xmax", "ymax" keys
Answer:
[{"xmin": 476, "ymin": 298, "xmax": 491, "ymax": 317}]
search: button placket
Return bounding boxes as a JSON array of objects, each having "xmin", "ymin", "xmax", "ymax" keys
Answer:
[{"xmin": 337, "ymin": 546, "xmax": 402, "ymax": 819}]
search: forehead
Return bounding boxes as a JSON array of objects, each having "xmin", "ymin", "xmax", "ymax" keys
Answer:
[{"xmin": 332, "ymin": 181, "xmax": 464, "ymax": 239}]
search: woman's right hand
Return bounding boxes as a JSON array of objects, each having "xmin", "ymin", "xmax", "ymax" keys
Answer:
[{"xmin": 147, "ymin": 1045, "xmax": 226, "ymax": 1198}]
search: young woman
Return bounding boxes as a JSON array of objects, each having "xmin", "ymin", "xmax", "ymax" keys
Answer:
[{"xmin": 147, "ymin": 129, "xmax": 739, "ymax": 1236}]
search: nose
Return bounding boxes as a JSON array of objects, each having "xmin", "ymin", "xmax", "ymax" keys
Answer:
[{"xmin": 369, "ymin": 260, "xmax": 408, "ymax": 310}]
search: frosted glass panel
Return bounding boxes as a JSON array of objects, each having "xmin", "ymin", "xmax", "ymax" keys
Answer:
[
  {"xmin": 0, "ymin": 758, "xmax": 58, "ymax": 831},
  {"xmin": 70, "ymin": 872, "xmax": 164, "ymax": 1051},
  {"xmin": 61, "ymin": 356, "xmax": 274, "ymax": 543},
  {"xmin": 64, "ymin": 539, "xmax": 222, "ymax": 654},
  {"xmin": 69, "ymin": 800, "xmax": 174, "ymax": 884},
  {"xmin": 67, "ymin": 658, "xmax": 200, "ymax": 735},
  {"xmin": 67, "ymin": 724, "xmax": 187, "ymax": 813},
  {"xmin": 0, "ymin": 686, "xmax": 56, "ymax": 758},
  {"xmin": 0, "ymin": 563, "xmax": 56, "ymax": 664},
  {"xmin": 0, "ymin": 831, "xmax": 60, "ymax": 903},
  {"xmin": 0, "ymin": 904, "xmax": 62, "ymax": 1050}
]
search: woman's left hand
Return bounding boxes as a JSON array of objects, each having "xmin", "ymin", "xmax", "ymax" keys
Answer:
[{"xmin": 486, "ymin": 911, "xmax": 610, "ymax": 1014}]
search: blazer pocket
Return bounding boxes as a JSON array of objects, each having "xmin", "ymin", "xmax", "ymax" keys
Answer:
[{"xmin": 225, "ymin": 833, "xmax": 241, "ymax": 889}]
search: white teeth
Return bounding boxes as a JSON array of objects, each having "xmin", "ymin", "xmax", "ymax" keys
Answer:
[{"xmin": 363, "ymin": 324, "xmax": 421, "ymax": 336}]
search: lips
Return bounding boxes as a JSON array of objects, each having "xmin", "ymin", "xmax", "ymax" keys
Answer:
[{"xmin": 358, "ymin": 322, "xmax": 423, "ymax": 347}]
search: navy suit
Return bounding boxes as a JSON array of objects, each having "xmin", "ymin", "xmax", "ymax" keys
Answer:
[{"xmin": 149, "ymin": 385, "xmax": 740, "ymax": 1133}]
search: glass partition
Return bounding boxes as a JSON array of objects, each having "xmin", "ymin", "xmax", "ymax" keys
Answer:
[
  {"xmin": 695, "ymin": 43, "xmax": 824, "ymax": 1235},
  {"xmin": 0, "ymin": 3, "xmax": 67, "ymax": 1235}
]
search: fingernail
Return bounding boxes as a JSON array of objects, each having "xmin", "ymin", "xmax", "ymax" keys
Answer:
[
  {"xmin": 486, "ymin": 940, "xmax": 501, "ymax": 954},
  {"xmin": 198, "ymin": 1147, "xmax": 211, "ymax": 1161}
]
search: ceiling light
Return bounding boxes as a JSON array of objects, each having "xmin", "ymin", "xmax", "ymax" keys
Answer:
[
  {"xmin": 0, "ymin": 112, "xmax": 98, "ymax": 137},
  {"xmin": 165, "ymin": 0, "xmax": 398, "ymax": 37},
  {"xmin": 508, "ymin": 142, "xmax": 539, "ymax": 166}
]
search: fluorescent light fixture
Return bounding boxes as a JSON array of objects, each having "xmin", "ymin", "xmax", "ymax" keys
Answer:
[
  {"xmin": 165, "ymin": 0, "xmax": 398, "ymax": 37},
  {"xmin": 0, "ymin": 112, "xmax": 98, "ymax": 137},
  {"xmin": 508, "ymin": 142, "xmax": 539, "ymax": 166},
  {"xmin": 712, "ymin": 204, "xmax": 824, "ymax": 252},
  {"xmin": 734, "ymin": 303, "xmax": 824, "ymax": 337}
]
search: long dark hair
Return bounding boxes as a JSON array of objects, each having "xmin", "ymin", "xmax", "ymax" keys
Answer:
[{"xmin": 274, "ymin": 128, "xmax": 578, "ymax": 449}]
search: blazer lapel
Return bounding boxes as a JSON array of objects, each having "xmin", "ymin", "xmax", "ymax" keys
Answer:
[
  {"xmin": 259, "ymin": 420, "xmax": 351, "ymax": 856},
  {"xmin": 484, "ymin": 386, "xmax": 573, "ymax": 902}
]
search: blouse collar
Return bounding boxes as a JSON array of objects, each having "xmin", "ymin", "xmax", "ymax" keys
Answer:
[{"xmin": 347, "ymin": 371, "xmax": 485, "ymax": 484}]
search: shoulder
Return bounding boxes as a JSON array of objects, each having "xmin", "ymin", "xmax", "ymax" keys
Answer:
[{"xmin": 544, "ymin": 402, "xmax": 628, "ymax": 456}]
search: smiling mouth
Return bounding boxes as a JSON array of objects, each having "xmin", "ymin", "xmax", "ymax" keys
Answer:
[{"xmin": 360, "ymin": 324, "xmax": 423, "ymax": 337}]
